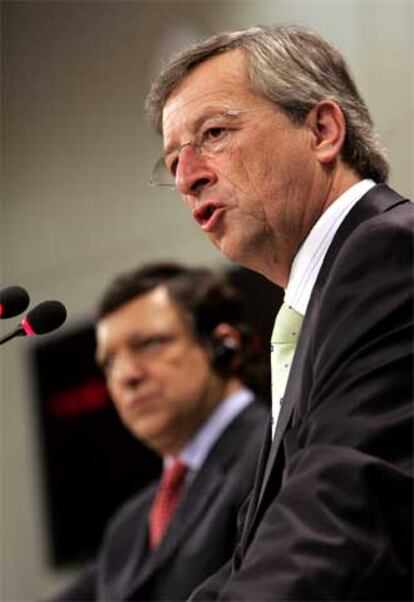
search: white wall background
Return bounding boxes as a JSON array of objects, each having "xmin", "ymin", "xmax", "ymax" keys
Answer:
[{"xmin": 1, "ymin": 0, "xmax": 412, "ymax": 599}]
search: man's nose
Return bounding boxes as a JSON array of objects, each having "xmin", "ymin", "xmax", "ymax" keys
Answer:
[
  {"xmin": 175, "ymin": 145, "xmax": 217, "ymax": 197},
  {"xmin": 110, "ymin": 352, "xmax": 146, "ymax": 390}
]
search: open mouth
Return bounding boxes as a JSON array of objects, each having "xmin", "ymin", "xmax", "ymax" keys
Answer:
[{"xmin": 193, "ymin": 201, "xmax": 225, "ymax": 231}]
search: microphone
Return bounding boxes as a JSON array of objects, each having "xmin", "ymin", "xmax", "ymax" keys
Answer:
[
  {"xmin": 0, "ymin": 300, "xmax": 67, "ymax": 346},
  {"xmin": 0, "ymin": 286, "xmax": 30, "ymax": 319}
]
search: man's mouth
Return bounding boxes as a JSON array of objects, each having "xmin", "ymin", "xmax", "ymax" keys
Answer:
[
  {"xmin": 192, "ymin": 201, "xmax": 226, "ymax": 232},
  {"xmin": 125, "ymin": 391, "xmax": 157, "ymax": 410}
]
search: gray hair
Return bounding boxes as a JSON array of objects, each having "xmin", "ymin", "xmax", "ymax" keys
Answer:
[{"xmin": 145, "ymin": 24, "xmax": 389, "ymax": 183}]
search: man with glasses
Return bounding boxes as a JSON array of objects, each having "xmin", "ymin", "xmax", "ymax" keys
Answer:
[
  {"xmin": 52, "ymin": 262, "xmax": 269, "ymax": 601},
  {"xmin": 145, "ymin": 25, "xmax": 413, "ymax": 600}
]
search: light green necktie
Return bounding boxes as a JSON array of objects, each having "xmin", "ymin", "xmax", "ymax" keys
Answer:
[{"xmin": 271, "ymin": 302, "xmax": 304, "ymax": 437}]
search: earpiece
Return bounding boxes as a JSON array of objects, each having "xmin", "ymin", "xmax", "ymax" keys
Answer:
[{"xmin": 210, "ymin": 336, "xmax": 239, "ymax": 373}]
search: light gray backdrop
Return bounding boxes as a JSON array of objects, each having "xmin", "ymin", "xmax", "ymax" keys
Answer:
[{"xmin": 1, "ymin": 0, "xmax": 412, "ymax": 599}]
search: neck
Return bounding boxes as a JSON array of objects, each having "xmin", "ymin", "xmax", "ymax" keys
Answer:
[
  {"xmin": 263, "ymin": 167, "xmax": 362, "ymax": 288},
  {"xmin": 321, "ymin": 168, "xmax": 362, "ymax": 213},
  {"xmin": 221, "ymin": 376, "xmax": 244, "ymax": 399},
  {"xmin": 155, "ymin": 377, "xmax": 245, "ymax": 457}
]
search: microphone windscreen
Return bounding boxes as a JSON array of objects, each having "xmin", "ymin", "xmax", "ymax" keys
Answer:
[
  {"xmin": 22, "ymin": 300, "xmax": 67, "ymax": 336},
  {"xmin": 0, "ymin": 286, "xmax": 30, "ymax": 318}
]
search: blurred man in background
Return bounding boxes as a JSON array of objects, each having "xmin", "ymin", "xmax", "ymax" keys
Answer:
[
  {"xmin": 53, "ymin": 262, "xmax": 269, "ymax": 601},
  {"xmin": 145, "ymin": 24, "xmax": 413, "ymax": 600}
]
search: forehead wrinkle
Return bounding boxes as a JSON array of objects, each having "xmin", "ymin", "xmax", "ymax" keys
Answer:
[{"xmin": 162, "ymin": 53, "xmax": 253, "ymax": 152}]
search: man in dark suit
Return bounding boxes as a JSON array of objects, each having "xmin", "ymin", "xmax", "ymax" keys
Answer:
[
  {"xmin": 145, "ymin": 25, "xmax": 413, "ymax": 600},
  {"xmin": 52, "ymin": 262, "xmax": 269, "ymax": 600}
]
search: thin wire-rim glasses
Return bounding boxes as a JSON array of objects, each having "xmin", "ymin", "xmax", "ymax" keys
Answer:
[{"xmin": 148, "ymin": 107, "xmax": 273, "ymax": 189}]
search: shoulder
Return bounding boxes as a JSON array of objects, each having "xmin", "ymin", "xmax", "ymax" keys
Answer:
[
  {"xmin": 206, "ymin": 400, "xmax": 269, "ymax": 482},
  {"xmin": 348, "ymin": 195, "xmax": 413, "ymax": 247},
  {"xmin": 339, "ymin": 185, "xmax": 412, "ymax": 257},
  {"xmin": 317, "ymin": 189, "xmax": 413, "ymax": 307},
  {"xmin": 327, "ymin": 198, "xmax": 413, "ymax": 296},
  {"xmin": 221, "ymin": 400, "xmax": 269, "ymax": 453},
  {"xmin": 240, "ymin": 398, "xmax": 269, "ymax": 427},
  {"xmin": 305, "ymin": 195, "xmax": 414, "ymax": 393}
]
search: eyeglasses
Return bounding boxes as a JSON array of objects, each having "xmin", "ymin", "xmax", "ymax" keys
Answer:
[{"xmin": 148, "ymin": 107, "xmax": 273, "ymax": 189}]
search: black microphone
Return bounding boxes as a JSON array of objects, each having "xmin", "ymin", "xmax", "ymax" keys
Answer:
[
  {"xmin": 0, "ymin": 300, "xmax": 67, "ymax": 346},
  {"xmin": 0, "ymin": 286, "xmax": 30, "ymax": 319}
]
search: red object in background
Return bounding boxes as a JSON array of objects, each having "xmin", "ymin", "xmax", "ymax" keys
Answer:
[
  {"xmin": 32, "ymin": 322, "xmax": 162, "ymax": 567},
  {"xmin": 48, "ymin": 378, "xmax": 110, "ymax": 419}
]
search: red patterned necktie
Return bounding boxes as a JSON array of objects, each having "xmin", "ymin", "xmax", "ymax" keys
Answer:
[{"xmin": 148, "ymin": 458, "xmax": 188, "ymax": 549}]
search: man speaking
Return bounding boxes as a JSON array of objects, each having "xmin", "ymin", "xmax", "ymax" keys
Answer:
[{"xmin": 145, "ymin": 24, "xmax": 413, "ymax": 600}]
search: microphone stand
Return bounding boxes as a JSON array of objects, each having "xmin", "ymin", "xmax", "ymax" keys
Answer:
[{"xmin": 0, "ymin": 327, "xmax": 25, "ymax": 346}]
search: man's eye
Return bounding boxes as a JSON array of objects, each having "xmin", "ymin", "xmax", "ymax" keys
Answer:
[
  {"xmin": 203, "ymin": 126, "xmax": 227, "ymax": 141},
  {"xmin": 141, "ymin": 337, "xmax": 163, "ymax": 351},
  {"xmin": 136, "ymin": 336, "xmax": 172, "ymax": 354}
]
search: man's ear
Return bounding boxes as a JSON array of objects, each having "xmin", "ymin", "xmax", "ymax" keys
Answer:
[
  {"xmin": 211, "ymin": 323, "xmax": 242, "ymax": 349},
  {"xmin": 307, "ymin": 100, "xmax": 346, "ymax": 165}
]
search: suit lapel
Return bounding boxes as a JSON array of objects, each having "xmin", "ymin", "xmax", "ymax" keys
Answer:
[
  {"xmin": 242, "ymin": 314, "xmax": 313, "ymax": 547},
  {"xmin": 156, "ymin": 462, "xmax": 226, "ymax": 558},
  {"xmin": 124, "ymin": 401, "xmax": 263, "ymax": 597},
  {"xmin": 246, "ymin": 184, "xmax": 408, "ymax": 540},
  {"xmin": 123, "ymin": 464, "xmax": 226, "ymax": 598},
  {"xmin": 239, "ymin": 418, "xmax": 272, "ymax": 549}
]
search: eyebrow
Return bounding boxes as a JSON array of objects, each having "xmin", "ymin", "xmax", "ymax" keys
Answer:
[{"xmin": 94, "ymin": 331, "xmax": 141, "ymax": 367}]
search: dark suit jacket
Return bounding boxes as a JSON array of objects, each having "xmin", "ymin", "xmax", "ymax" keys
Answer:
[
  {"xmin": 191, "ymin": 184, "xmax": 414, "ymax": 600},
  {"xmin": 52, "ymin": 400, "xmax": 268, "ymax": 601}
]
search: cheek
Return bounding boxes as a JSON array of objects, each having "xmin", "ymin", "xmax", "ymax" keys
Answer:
[
  {"xmin": 105, "ymin": 377, "xmax": 116, "ymax": 399},
  {"xmin": 167, "ymin": 350, "xmax": 211, "ymax": 392},
  {"xmin": 107, "ymin": 380, "xmax": 123, "ymax": 411},
  {"xmin": 231, "ymin": 150, "xmax": 277, "ymax": 215}
]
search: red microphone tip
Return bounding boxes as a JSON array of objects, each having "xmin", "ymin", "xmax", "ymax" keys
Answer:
[{"xmin": 21, "ymin": 316, "xmax": 36, "ymax": 336}]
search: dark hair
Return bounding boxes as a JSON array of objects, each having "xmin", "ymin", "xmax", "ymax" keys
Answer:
[
  {"xmin": 146, "ymin": 24, "xmax": 389, "ymax": 183},
  {"xmin": 96, "ymin": 262, "xmax": 269, "ymax": 396}
]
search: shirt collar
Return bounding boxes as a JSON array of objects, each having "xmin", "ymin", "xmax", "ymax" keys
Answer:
[{"xmin": 285, "ymin": 179, "xmax": 376, "ymax": 315}]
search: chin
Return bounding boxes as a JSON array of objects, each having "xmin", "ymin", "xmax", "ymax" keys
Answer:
[
  {"xmin": 138, "ymin": 422, "xmax": 175, "ymax": 454},
  {"xmin": 218, "ymin": 238, "xmax": 258, "ymax": 272},
  {"xmin": 138, "ymin": 432, "xmax": 164, "ymax": 455}
]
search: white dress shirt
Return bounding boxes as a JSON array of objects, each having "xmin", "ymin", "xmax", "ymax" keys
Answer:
[
  {"xmin": 271, "ymin": 179, "xmax": 376, "ymax": 433},
  {"xmin": 285, "ymin": 179, "xmax": 376, "ymax": 315}
]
